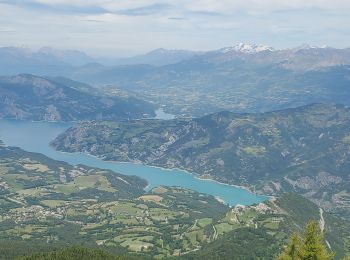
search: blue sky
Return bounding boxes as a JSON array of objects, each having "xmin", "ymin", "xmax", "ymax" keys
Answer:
[{"xmin": 0, "ymin": 0, "xmax": 349, "ymax": 57}]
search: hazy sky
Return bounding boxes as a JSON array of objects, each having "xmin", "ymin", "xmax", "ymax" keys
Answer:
[{"xmin": 0, "ymin": 0, "xmax": 349, "ymax": 57}]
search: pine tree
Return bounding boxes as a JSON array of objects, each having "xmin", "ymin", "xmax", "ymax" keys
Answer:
[
  {"xmin": 278, "ymin": 233, "xmax": 303, "ymax": 260},
  {"xmin": 300, "ymin": 220, "xmax": 334, "ymax": 260},
  {"xmin": 278, "ymin": 220, "xmax": 335, "ymax": 260}
]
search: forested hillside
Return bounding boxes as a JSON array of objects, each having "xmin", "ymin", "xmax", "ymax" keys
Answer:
[
  {"xmin": 52, "ymin": 104, "xmax": 350, "ymax": 218},
  {"xmin": 0, "ymin": 74, "xmax": 155, "ymax": 121}
]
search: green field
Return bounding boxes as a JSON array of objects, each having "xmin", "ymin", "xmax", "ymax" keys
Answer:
[{"xmin": 0, "ymin": 145, "xmax": 349, "ymax": 259}]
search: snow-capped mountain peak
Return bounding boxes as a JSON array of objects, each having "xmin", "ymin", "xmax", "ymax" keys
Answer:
[
  {"xmin": 291, "ymin": 44, "xmax": 332, "ymax": 52},
  {"xmin": 219, "ymin": 43, "xmax": 274, "ymax": 54}
]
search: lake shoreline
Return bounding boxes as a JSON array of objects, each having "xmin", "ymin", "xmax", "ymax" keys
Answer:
[
  {"xmin": 0, "ymin": 119, "xmax": 267, "ymax": 206},
  {"xmin": 52, "ymin": 146, "xmax": 265, "ymax": 199}
]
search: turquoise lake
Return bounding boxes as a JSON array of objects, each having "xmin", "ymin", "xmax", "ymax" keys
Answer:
[{"xmin": 0, "ymin": 119, "xmax": 267, "ymax": 206}]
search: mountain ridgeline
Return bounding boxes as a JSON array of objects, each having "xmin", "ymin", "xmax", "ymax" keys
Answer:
[
  {"xmin": 52, "ymin": 104, "xmax": 350, "ymax": 218},
  {"xmin": 2, "ymin": 45, "xmax": 350, "ymax": 117},
  {"xmin": 68, "ymin": 45, "xmax": 350, "ymax": 117},
  {"xmin": 0, "ymin": 46, "xmax": 198, "ymax": 75},
  {"xmin": 0, "ymin": 74, "xmax": 155, "ymax": 121}
]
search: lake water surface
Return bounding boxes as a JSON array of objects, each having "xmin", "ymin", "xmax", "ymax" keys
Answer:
[{"xmin": 0, "ymin": 119, "xmax": 267, "ymax": 206}]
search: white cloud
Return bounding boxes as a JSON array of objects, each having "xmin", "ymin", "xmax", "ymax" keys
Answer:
[{"xmin": 0, "ymin": 0, "xmax": 349, "ymax": 56}]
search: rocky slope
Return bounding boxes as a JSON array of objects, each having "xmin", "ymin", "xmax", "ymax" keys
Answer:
[
  {"xmin": 0, "ymin": 74, "xmax": 155, "ymax": 121},
  {"xmin": 51, "ymin": 104, "xmax": 350, "ymax": 217}
]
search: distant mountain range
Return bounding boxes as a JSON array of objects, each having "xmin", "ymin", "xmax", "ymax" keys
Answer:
[
  {"xmin": 1, "ymin": 44, "xmax": 350, "ymax": 117},
  {"xmin": 0, "ymin": 74, "xmax": 155, "ymax": 121},
  {"xmin": 0, "ymin": 46, "xmax": 97, "ymax": 75},
  {"xmin": 52, "ymin": 103, "xmax": 350, "ymax": 218},
  {"xmin": 0, "ymin": 46, "xmax": 199, "ymax": 75},
  {"xmin": 110, "ymin": 48, "xmax": 201, "ymax": 66},
  {"xmin": 71, "ymin": 44, "xmax": 350, "ymax": 117},
  {"xmin": 209, "ymin": 43, "xmax": 350, "ymax": 70},
  {"xmin": 2, "ymin": 43, "xmax": 350, "ymax": 73}
]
